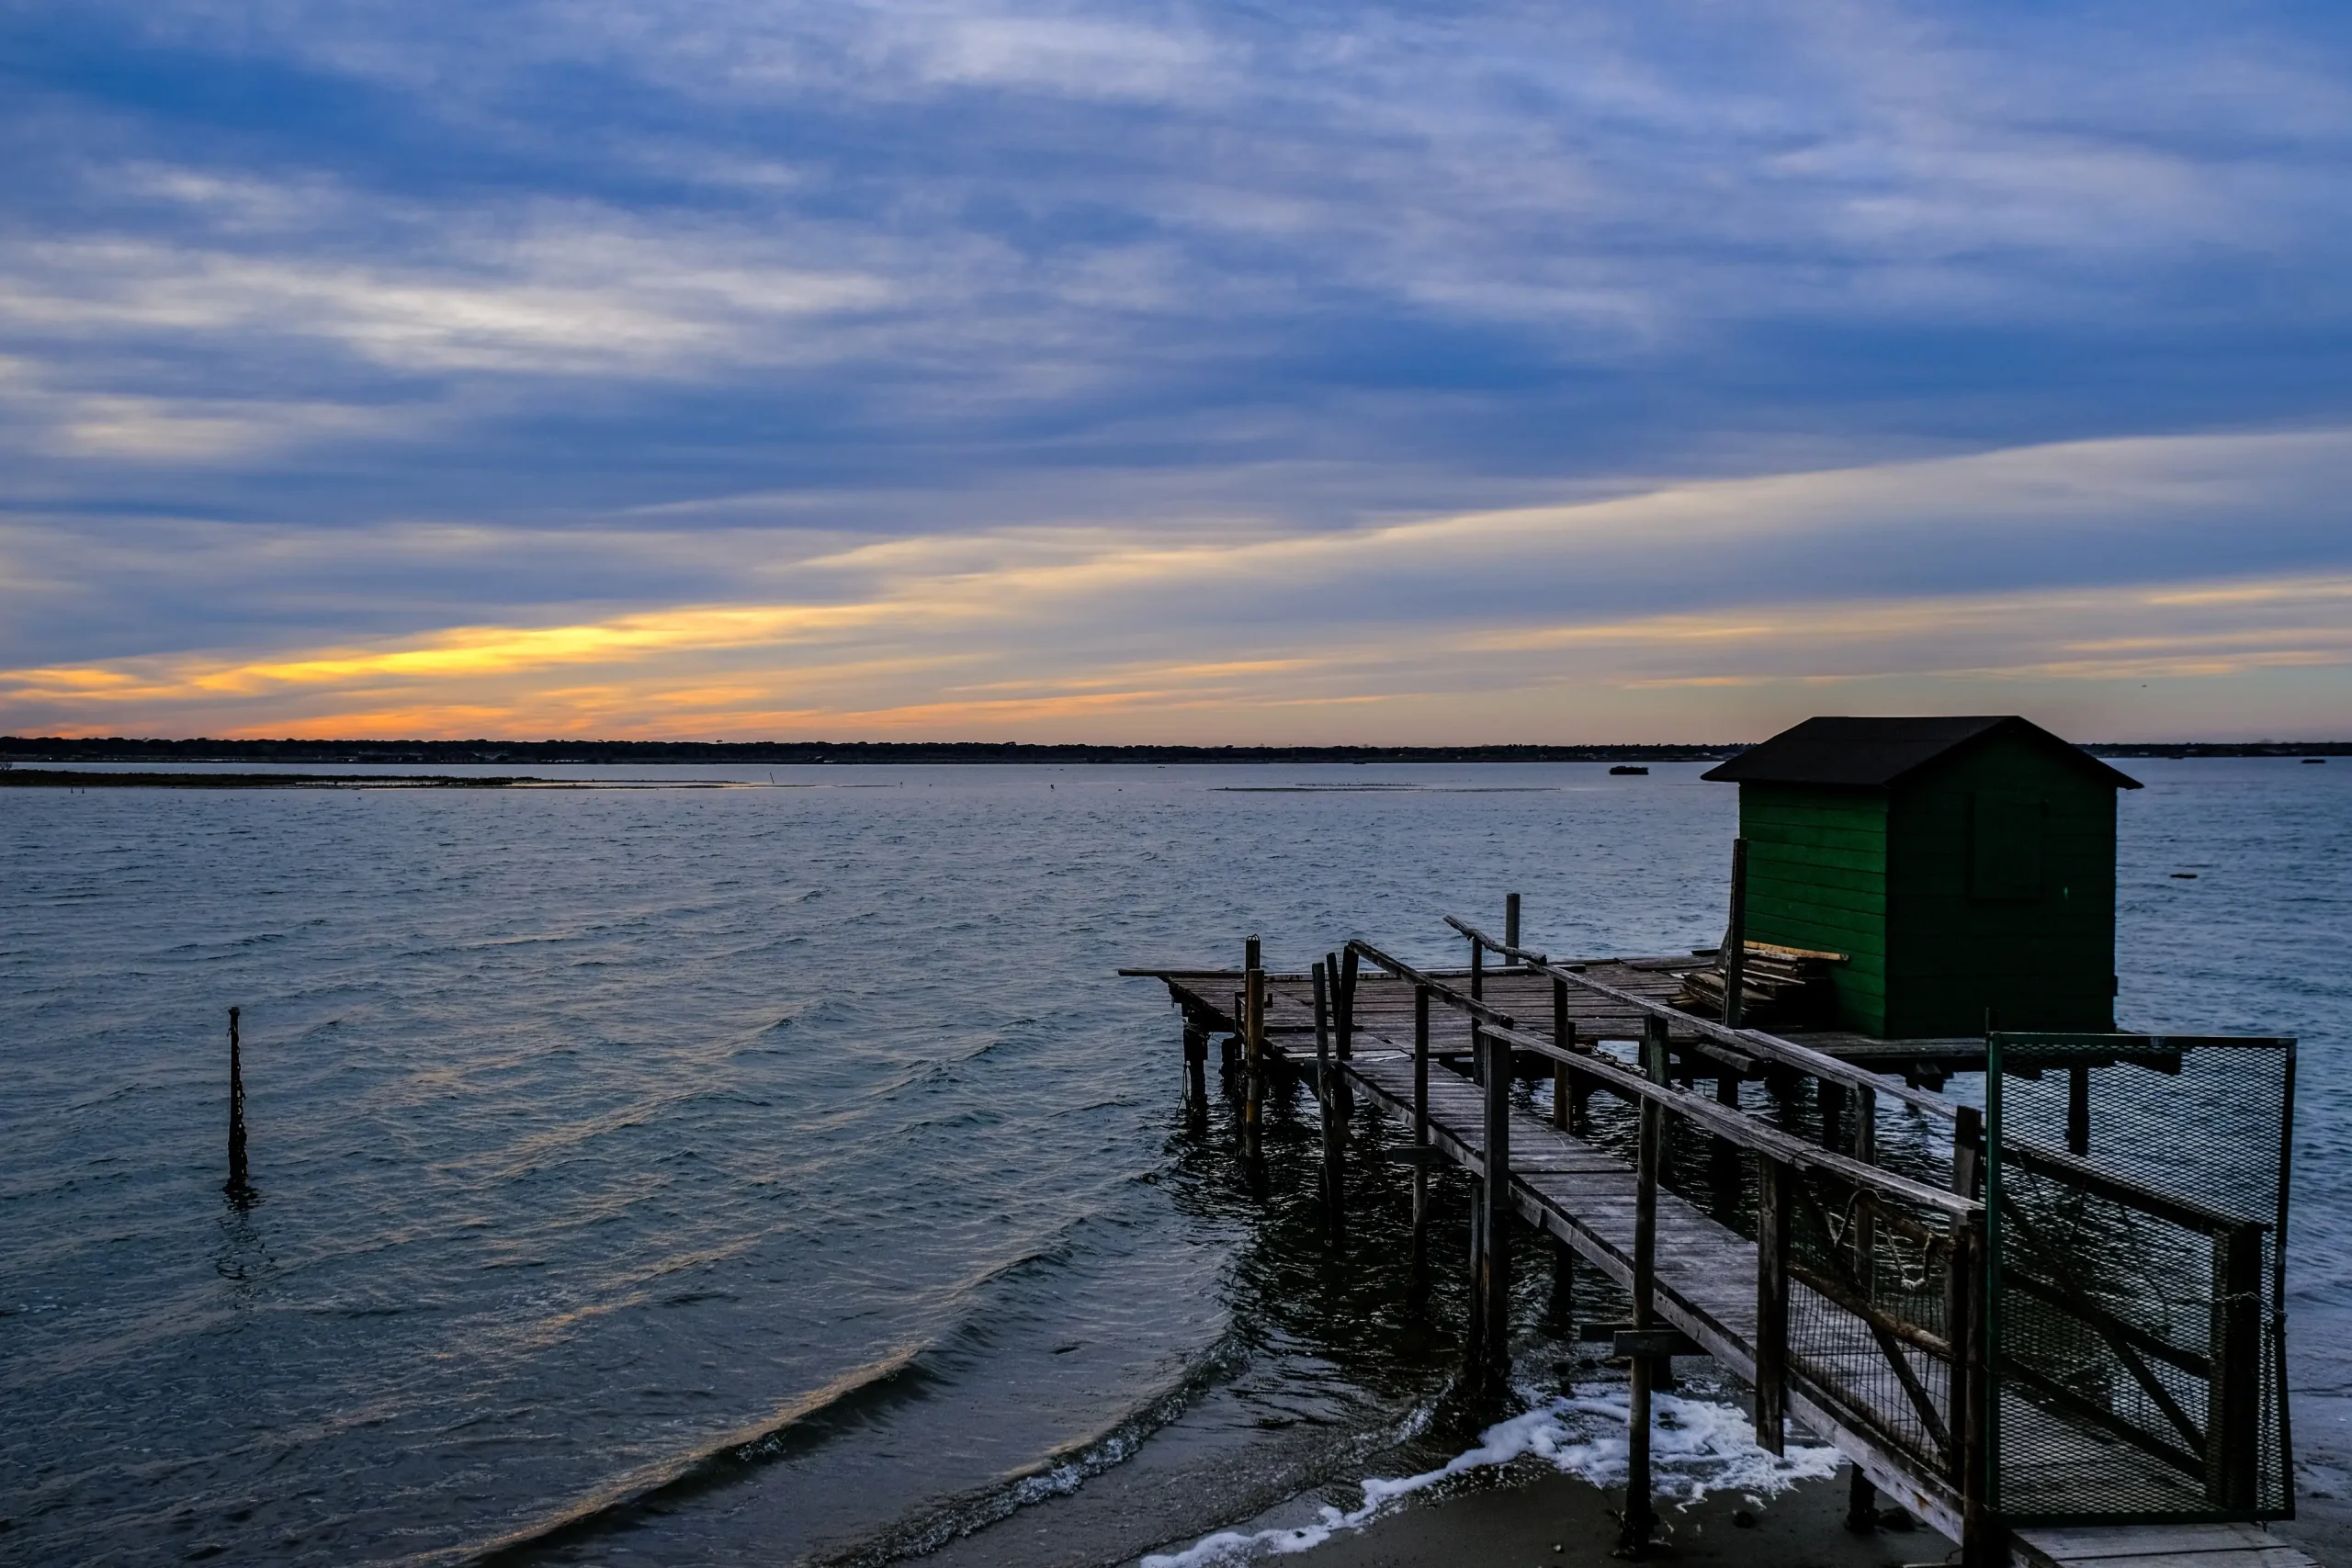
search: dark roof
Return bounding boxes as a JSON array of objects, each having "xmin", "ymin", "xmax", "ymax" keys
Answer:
[{"xmin": 1701, "ymin": 716, "xmax": 2142, "ymax": 790}]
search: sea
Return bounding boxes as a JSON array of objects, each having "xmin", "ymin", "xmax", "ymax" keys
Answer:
[{"xmin": 2, "ymin": 759, "xmax": 2346, "ymax": 1566}]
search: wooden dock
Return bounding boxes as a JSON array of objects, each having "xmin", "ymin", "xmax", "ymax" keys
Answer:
[{"xmin": 1124, "ymin": 919, "xmax": 2308, "ymax": 1568}]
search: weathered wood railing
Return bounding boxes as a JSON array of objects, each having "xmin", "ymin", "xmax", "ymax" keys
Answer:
[{"xmin": 1341, "ymin": 932, "xmax": 1989, "ymax": 1555}]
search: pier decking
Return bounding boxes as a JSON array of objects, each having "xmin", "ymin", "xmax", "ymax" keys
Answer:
[{"xmin": 1125, "ymin": 928, "xmax": 2306, "ymax": 1568}]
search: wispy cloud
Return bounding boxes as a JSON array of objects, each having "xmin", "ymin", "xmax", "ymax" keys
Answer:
[{"xmin": 4, "ymin": 1, "xmax": 2351, "ymax": 736}]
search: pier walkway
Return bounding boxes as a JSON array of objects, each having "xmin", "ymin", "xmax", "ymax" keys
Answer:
[{"xmin": 1125, "ymin": 923, "xmax": 2306, "ymax": 1568}]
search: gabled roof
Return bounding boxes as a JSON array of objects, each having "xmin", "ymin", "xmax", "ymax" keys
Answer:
[{"xmin": 1701, "ymin": 716, "xmax": 2142, "ymax": 790}]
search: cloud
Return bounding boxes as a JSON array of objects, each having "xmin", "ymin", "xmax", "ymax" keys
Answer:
[
  {"xmin": 5, "ymin": 1, "xmax": 2351, "ymax": 737},
  {"xmin": 6, "ymin": 431, "xmax": 2349, "ymax": 741}
]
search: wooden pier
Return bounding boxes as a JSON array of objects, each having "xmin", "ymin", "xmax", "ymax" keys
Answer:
[{"xmin": 1124, "ymin": 912, "xmax": 2307, "ymax": 1568}]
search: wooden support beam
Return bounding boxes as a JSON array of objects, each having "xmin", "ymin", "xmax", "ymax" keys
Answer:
[{"xmin": 1244, "ymin": 964, "xmax": 1265, "ymax": 1164}]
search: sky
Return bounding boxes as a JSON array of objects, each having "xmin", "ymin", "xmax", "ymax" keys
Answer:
[{"xmin": 3, "ymin": 2, "xmax": 2350, "ymax": 743}]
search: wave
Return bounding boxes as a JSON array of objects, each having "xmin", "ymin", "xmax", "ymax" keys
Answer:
[
  {"xmin": 1138, "ymin": 1387, "xmax": 1842, "ymax": 1567},
  {"xmin": 448, "ymin": 1345, "xmax": 942, "ymax": 1566}
]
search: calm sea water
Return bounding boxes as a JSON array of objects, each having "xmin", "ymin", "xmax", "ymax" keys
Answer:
[{"xmin": 2, "ymin": 760, "xmax": 2346, "ymax": 1565}]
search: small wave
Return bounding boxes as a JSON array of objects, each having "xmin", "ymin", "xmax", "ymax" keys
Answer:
[
  {"xmin": 457, "ymin": 1347, "xmax": 939, "ymax": 1566},
  {"xmin": 1139, "ymin": 1389, "xmax": 1840, "ymax": 1567}
]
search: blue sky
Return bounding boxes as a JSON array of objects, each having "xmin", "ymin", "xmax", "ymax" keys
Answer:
[{"xmin": 3, "ymin": 1, "xmax": 2349, "ymax": 739}]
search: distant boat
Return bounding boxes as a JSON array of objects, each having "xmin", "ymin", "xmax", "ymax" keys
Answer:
[
  {"xmin": 2303, "ymin": 757, "xmax": 2327, "ymax": 764},
  {"xmin": 1610, "ymin": 764, "xmax": 1649, "ymax": 775}
]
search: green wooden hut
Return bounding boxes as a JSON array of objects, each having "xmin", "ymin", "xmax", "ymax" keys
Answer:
[{"xmin": 1701, "ymin": 716, "xmax": 2141, "ymax": 1039}]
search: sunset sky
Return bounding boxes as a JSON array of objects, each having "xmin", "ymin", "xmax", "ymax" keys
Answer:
[{"xmin": 5, "ymin": 3, "xmax": 2350, "ymax": 741}]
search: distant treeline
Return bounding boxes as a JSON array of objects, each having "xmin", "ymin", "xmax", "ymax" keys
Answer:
[
  {"xmin": 2, "ymin": 736, "xmax": 1737, "ymax": 764},
  {"xmin": 4, "ymin": 735, "xmax": 2346, "ymax": 765}
]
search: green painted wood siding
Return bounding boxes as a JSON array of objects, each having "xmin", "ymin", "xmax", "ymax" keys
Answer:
[
  {"xmin": 1733, "ymin": 732, "xmax": 2121, "ymax": 1038},
  {"xmin": 1884, "ymin": 733, "xmax": 2118, "ymax": 1037},
  {"xmin": 1739, "ymin": 784, "xmax": 1891, "ymax": 1033}
]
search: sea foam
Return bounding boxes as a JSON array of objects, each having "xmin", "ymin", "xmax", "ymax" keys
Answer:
[{"xmin": 1139, "ymin": 1389, "xmax": 1841, "ymax": 1567}]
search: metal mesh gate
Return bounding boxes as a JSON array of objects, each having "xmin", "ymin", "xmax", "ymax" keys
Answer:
[{"xmin": 1986, "ymin": 1032, "xmax": 2294, "ymax": 1525}]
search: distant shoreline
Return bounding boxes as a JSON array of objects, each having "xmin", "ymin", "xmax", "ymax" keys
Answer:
[{"xmin": 1, "ymin": 736, "xmax": 2346, "ymax": 767}]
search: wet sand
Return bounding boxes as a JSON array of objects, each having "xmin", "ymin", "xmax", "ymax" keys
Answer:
[{"xmin": 1273, "ymin": 1465, "xmax": 1943, "ymax": 1568}]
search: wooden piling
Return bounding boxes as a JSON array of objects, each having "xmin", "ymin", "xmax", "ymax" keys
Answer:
[
  {"xmin": 1332, "ymin": 948, "xmax": 1357, "ymax": 1116},
  {"xmin": 1182, "ymin": 1024, "xmax": 1208, "ymax": 1113},
  {"xmin": 1504, "ymin": 892, "xmax": 1521, "ymax": 965},
  {"xmin": 226, "ymin": 1006, "xmax": 249, "ymax": 1198}
]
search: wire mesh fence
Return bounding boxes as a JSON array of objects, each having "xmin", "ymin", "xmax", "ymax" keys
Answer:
[{"xmin": 1986, "ymin": 1033, "xmax": 2293, "ymax": 1524}]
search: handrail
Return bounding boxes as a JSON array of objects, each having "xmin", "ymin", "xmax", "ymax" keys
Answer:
[
  {"xmin": 1444, "ymin": 919, "xmax": 2268, "ymax": 1235},
  {"xmin": 1444, "ymin": 916, "xmax": 1965, "ymax": 1121},
  {"xmin": 1346, "ymin": 938, "xmax": 1980, "ymax": 1220}
]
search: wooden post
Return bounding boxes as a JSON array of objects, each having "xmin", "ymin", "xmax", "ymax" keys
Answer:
[
  {"xmin": 1846, "ymin": 1466, "xmax": 1878, "ymax": 1532},
  {"xmin": 1182, "ymin": 1024, "xmax": 1208, "ymax": 1112},
  {"xmin": 226, "ymin": 1006, "xmax": 249, "ymax": 1197},
  {"xmin": 1412, "ymin": 985, "xmax": 1431, "ymax": 1258},
  {"xmin": 1552, "ymin": 976, "xmax": 1573, "ymax": 1131},
  {"xmin": 1331, "ymin": 949, "xmax": 1355, "ymax": 1117},
  {"xmin": 1623, "ymin": 1014, "xmax": 1668, "ymax": 1555},
  {"xmin": 1504, "ymin": 892, "xmax": 1521, "ymax": 965},
  {"xmin": 1480, "ymin": 1027, "xmax": 1512, "ymax": 1384},
  {"xmin": 1244, "ymin": 964, "xmax": 1265, "ymax": 1163},
  {"xmin": 1467, "ymin": 940, "xmax": 1485, "ymax": 1086},
  {"xmin": 1948, "ymin": 1107, "xmax": 1986, "ymax": 1545},
  {"xmin": 2207, "ymin": 1223, "xmax": 2265, "ymax": 1508},
  {"xmin": 1854, "ymin": 1083, "xmax": 1878, "ymax": 1292},
  {"xmin": 1724, "ymin": 839, "xmax": 1748, "ymax": 1028},
  {"xmin": 2066, "ymin": 1064, "xmax": 2090, "ymax": 1157},
  {"xmin": 1314, "ymin": 962, "xmax": 1341, "ymax": 1223},
  {"xmin": 1755, "ymin": 1156, "xmax": 1791, "ymax": 1453}
]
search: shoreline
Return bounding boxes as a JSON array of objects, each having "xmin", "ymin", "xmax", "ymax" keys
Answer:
[{"xmin": 1133, "ymin": 1461, "xmax": 1937, "ymax": 1568}]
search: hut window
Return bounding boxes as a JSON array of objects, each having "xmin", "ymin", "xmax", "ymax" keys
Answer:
[{"xmin": 1970, "ymin": 791, "xmax": 2044, "ymax": 900}]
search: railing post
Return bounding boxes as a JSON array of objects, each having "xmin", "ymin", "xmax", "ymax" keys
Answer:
[
  {"xmin": 1949, "ymin": 1105, "xmax": 1988, "ymax": 1561},
  {"xmin": 1412, "ymin": 984, "xmax": 1431, "ymax": 1261},
  {"xmin": 1244, "ymin": 963, "xmax": 1265, "ymax": 1164},
  {"xmin": 2208, "ymin": 1222, "xmax": 2265, "ymax": 1509},
  {"xmin": 1622, "ymin": 1012, "xmax": 1668, "ymax": 1556},
  {"xmin": 1480, "ymin": 1025, "xmax": 1512, "ymax": 1385},
  {"xmin": 1332, "ymin": 948, "xmax": 1356, "ymax": 1117},
  {"xmin": 1552, "ymin": 976, "xmax": 1574, "ymax": 1130},
  {"xmin": 1724, "ymin": 839, "xmax": 1748, "ymax": 1028},
  {"xmin": 1755, "ymin": 1156, "xmax": 1790, "ymax": 1454},
  {"xmin": 1313, "ymin": 961, "xmax": 1341, "ymax": 1227},
  {"xmin": 1504, "ymin": 892, "xmax": 1521, "ymax": 965}
]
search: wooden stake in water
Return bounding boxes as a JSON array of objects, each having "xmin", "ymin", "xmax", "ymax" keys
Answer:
[
  {"xmin": 226, "ymin": 1006, "xmax": 250, "ymax": 1198},
  {"xmin": 1504, "ymin": 892, "xmax": 1521, "ymax": 965}
]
